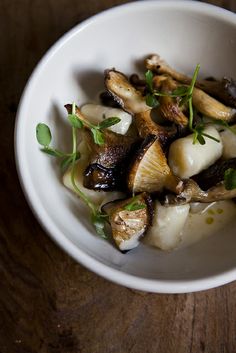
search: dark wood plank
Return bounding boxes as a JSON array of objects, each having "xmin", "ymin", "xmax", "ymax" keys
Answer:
[{"xmin": 0, "ymin": 0, "xmax": 235, "ymax": 352}]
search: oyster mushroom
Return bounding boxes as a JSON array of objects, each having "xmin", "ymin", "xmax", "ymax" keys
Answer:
[
  {"xmin": 164, "ymin": 178, "xmax": 236, "ymax": 205},
  {"xmin": 128, "ymin": 135, "xmax": 183, "ymax": 194},
  {"xmin": 105, "ymin": 69, "xmax": 149, "ymax": 114},
  {"xmin": 134, "ymin": 110, "xmax": 177, "ymax": 144},
  {"xmin": 192, "ymin": 87, "xmax": 236, "ymax": 121},
  {"xmin": 83, "ymin": 128, "xmax": 138, "ymax": 191},
  {"xmin": 102, "ymin": 193, "xmax": 153, "ymax": 251},
  {"xmin": 65, "ymin": 104, "xmax": 138, "ymax": 191},
  {"xmin": 157, "ymin": 77, "xmax": 188, "ymax": 127},
  {"xmin": 105, "ymin": 69, "xmax": 177, "ymax": 144},
  {"xmin": 145, "ymin": 54, "xmax": 236, "ymax": 109},
  {"xmin": 193, "ymin": 158, "xmax": 236, "ymax": 191}
]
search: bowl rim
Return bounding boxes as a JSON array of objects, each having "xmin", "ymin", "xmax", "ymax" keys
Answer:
[{"xmin": 14, "ymin": 0, "xmax": 236, "ymax": 293}]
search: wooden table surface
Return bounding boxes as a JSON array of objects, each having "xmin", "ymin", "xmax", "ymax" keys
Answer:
[{"xmin": 1, "ymin": 0, "xmax": 236, "ymax": 352}]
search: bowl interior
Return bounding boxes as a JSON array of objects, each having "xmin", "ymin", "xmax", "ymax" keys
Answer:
[{"xmin": 16, "ymin": 1, "xmax": 236, "ymax": 292}]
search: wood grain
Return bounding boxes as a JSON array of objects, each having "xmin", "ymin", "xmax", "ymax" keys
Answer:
[{"xmin": 0, "ymin": 1, "xmax": 236, "ymax": 352}]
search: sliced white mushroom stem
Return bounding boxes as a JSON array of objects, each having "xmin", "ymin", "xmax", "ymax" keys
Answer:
[
  {"xmin": 192, "ymin": 87, "xmax": 236, "ymax": 121},
  {"xmin": 105, "ymin": 69, "xmax": 149, "ymax": 114}
]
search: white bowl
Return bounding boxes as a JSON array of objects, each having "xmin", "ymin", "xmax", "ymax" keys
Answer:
[{"xmin": 15, "ymin": 0, "xmax": 236, "ymax": 293}]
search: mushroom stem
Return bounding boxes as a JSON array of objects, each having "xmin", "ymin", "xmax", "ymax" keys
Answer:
[
  {"xmin": 164, "ymin": 179, "xmax": 236, "ymax": 205},
  {"xmin": 192, "ymin": 87, "xmax": 236, "ymax": 121},
  {"xmin": 145, "ymin": 54, "xmax": 236, "ymax": 108}
]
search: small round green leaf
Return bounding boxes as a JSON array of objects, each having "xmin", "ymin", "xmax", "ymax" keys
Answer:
[
  {"xmin": 36, "ymin": 123, "xmax": 52, "ymax": 147},
  {"xmin": 98, "ymin": 117, "xmax": 121, "ymax": 129},
  {"xmin": 224, "ymin": 168, "xmax": 236, "ymax": 190},
  {"xmin": 68, "ymin": 114, "xmax": 83, "ymax": 129}
]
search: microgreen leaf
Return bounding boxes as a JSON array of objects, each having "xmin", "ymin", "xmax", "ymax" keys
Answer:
[
  {"xmin": 197, "ymin": 133, "xmax": 206, "ymax": 145},
  {"xmin": 146, "ymin": 93, "xmax": 159, "ymax": 108},
  {"xmin": 68, "ymin": 114, "xmax": 83, "ymax": 129},
  {"xmin": 124, "ymin": 196, "xmax": 146, "ymax": 211},
  {"xmin": 172, "ymin": 86, "xmax": 188, "ymax": 96},
  {"xmin": 91, "ymin": 212, "xmax": 108, "ymax": 239},
  {"xmin": 145, "ymin": 70, "xmax": 154, "ymax": 92},
  {"xmin": 91, "ymin": 128, "xmax": 105, "ymax": 145},
  {"xmin": 224, "ymin": 168, "xmax": 236, "ymax": 190},
  {"xmin": 36, "ymin": 123, "xmax": 52, "ymax": 147},
  {"xmin": 213, "ymin": 120, "xmax": 236, "ymax": 135},
  {"xmin": 201, "ymin": 132, "xmax": 220, "ymax": 143},
  {"xmin": 98, "ymin": 117, "xmax": 121, "ymax": 129},
  {"xmin": 41, "ymin": 148, "xmax": 61, "ymax": 157},
  {"xmin": 60, "ymin": 156, "xmax": 73, "ymax": 171}
]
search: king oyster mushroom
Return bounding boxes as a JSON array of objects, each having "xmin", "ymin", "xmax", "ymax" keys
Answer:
[
  {"xmin": 102, "ymin": 192, "xmax": 153, "ymax": 251},
  {"xmin": 128, "ymin": 134, "xmax": 183, "ymax": 194},
  {"xmin": 145, "ymin": 54, "xmax": 236, "ymax": 108}
]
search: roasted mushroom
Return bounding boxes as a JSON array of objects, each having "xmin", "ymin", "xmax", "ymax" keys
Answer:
[
  {"xmin": 192, "ymin": 87, "xmax": 236, "ymax": 121},
  {"xmin": 105, "ymin": 69, "xmax": 177, "ymax": 145},
  {"xmin": 105, "ymin": 69, "xmax": 149, "ymax": 114},
  {"xmin": 134, "ymin": 110, "xmax": 177, "ymax": 145},
  {"xmin": 128, "ymin": 135, "xmax": 182, "ymax": 194},
  {"xmin": 157, "ymin": 77, "xmax": 188, "ymax": 127},
  {"xmin": 164, "ymin": 179, "xmax": 236, "ymax": 205},
  {"xmin": 83, "ymin": 129, "xmax": 138, "ymax": 191},
  {"xmin": 145, "ymin": 54, "xmax": 236, "ymax": 108},
  {"xmin": 102, "ymin": 192, "xmax": 153, "ymax": 251},
  {"xmin": 65, "ymin": 104, "xmax": 139, "ymax": 191},
  {"xmin": 193, "ymin": 158, "xmax": 236, "ymax": 191}
]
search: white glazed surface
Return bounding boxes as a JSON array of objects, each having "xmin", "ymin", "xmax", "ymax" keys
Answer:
[{"xmin": 15, "ymin": 1, "xmax": 236, "ymax": 293}]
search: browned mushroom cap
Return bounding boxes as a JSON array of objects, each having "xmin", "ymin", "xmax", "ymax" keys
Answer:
[
  {"xmin": 83, "ymin": 128, "xmax": 138, "ymax": 168},
  {"xmin": 82, "ymin": 128, "xmax": 139, "ymax": 191},
  {"xmin": 145, "ymin": 54, "xmax": 236, "ymax": 109},
  {"xmin": 102, "ymin": 192, "xmax": 153, "ymax": 251},
  {"xmin": 134, "ymin": 110, "xmax": 177, "ymax": 145},
  {"xmin": 65, "ymin": 104, "xmax": 139, "ymax": 191},
  {"xmin": 164, "ymin": 179, "xmax": 236, "ymax": 205},
  {"xmin": 193, "ymin": 158, "xmax": 236, "ymax": 191},
  {"xmin": 128, "ymin": 135, "xmax": 183, "ymax": 194},
  {"xmin": 105, "ymin": 69, "xmax": 149, "ymax": 114}
]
